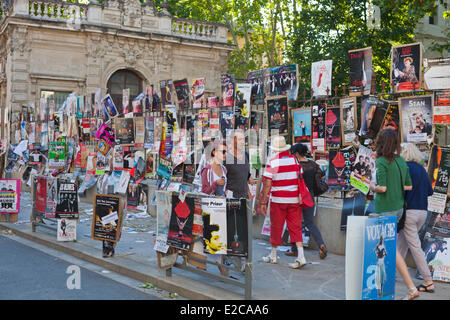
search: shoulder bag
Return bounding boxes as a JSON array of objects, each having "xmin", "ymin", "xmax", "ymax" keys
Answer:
[{"xmin": 313, "ymin": 161, "xmax": 328, "ymax": 197}]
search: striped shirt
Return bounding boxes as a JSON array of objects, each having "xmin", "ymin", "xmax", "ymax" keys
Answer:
[{"xmin": 263, "ymin": 151, "xmax": 302, "ymax": 204}]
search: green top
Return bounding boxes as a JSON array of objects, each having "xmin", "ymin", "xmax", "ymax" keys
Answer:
[{"xmin": 375, "ymin": 156, "xmax": 412, "ymax": 213}]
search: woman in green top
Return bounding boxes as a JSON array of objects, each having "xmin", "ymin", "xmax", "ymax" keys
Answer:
[{"xmin": 369, "ymin": 129, "xmax": 419, "ymax": 300}]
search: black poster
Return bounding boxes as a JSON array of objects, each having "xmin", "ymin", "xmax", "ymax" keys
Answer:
[
  {"xmin": 167, "ymin": 194, "xmax": 195, "ymax": 250},
  {"xmin": 266, "ymin": 97, "xmax": 289, "ymax": 136},
  {"xmin": 226, "ymin": 198, "xmax": 248, "ymax": 257},
  {"xmin": 340, "ymin": 191, "xmax": 366, "ymax": 231},
  {"xmin": 349, "ymin": 47, "xmax": 372, "ymax": 95},
  {"xmin": 55, "ymin": 181, "xmax": 78, "ymax": 219},
  {"xmin": 182, "ymin": 152, "xmax": 197, "ymax": 185},
  {"xmin": 328, "ymin": 146, "xmax": 356, "ymax": 190},
  {"xmin": 92, "ymin": 194, "xmax": 121, "ymax": 242},
  {"xmin": 381, "ymin": 101, "xmax": 400, "ymax": 133},
  {"xmin": 127, "ymin": 178, "xmax": 140, "ymax": 209},
  {"xmin": 173, "ymin": 79, "xmax": 191, "ymax": 110},
  {"xmin": 391, "ymin": 42, "xmax": 422, "ymax": 93},
  {"xmin": 114, "ymin": 118, "xmax": 135, "ymax": 145},
  {"xmin": 367, "ymin": 100, "xmax": 388, "ymax": 140},
  {"xmin": 326, "ymin": 107, "xmax": 341, "ymax": 149},
  {"xmin": 428, "ymin": 146, "xmax": 450, "ymax": 214},
  {"xmin": 160, "ymin": 79, "xmax": 175, "ymax": 106},
  {"xmin": 360, "ymin": 96, "xmax": 386, "ymax": 139}
]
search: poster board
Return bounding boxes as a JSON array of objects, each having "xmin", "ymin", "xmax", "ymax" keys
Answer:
[
  {"xmin": 349, "ymin": 47, "xmax": 373, "ymax": 96},
  {"xmin": 266, "ymin": 96, "xmax": 289, "ymax": 137},
  {"xmin": 390, "ymin": 42, "xmax": 422, "ymax": 93},
  {"xmin": 340, "ymin": 97, "xmax": 357, "ymax": 146},
  {"xmin": 291, "ymin": 107, "xmax": 312, "ymax": 152},
  {"xmin": 55, "ymin": 180, "xmax": 78, "ymax": 219},
  {"xmin": 398, "ymin": 95, "xmax": 433, "ymax": 144},
  {"xmin": 91, "ymin": 194, "xmax": 122, "ymax": 242}
]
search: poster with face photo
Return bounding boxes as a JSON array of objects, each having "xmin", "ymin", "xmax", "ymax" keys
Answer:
[
  {"xmin": 167, "ymin": 194, "xmax": 195, "ymax": 250},
  {"xmin": 381, "ymin": 101, "xmax": 400, "ymax": 133},
  {"xmin": 191, "ymin": 78, "xmax": 206, "ymax": 109},
  {"xmin": 55, "ymin": 181, "xmax": 78, "ymax": 219},
  {"xmin": 399, "ymin": 95, "xmax": 433, "ymax": 143},
  {"xmin": 102, "ymin": 94, "xmax": 118, "ymax": 120},
  {"xmin": 174, "ymin": 79, "xmax": 191, "ymax": 110},
  {"xmin": 359, "ymin": 96, "xmax": 387, "ymax": 139},
  {"xmin": 328, "ymin": 146, "xmax": 356, "ymax": 190},
  {"xmin": 235, "ymin": 83, "xmax": 252, "ymax": 131},
  {"xmin": 160, "ymin": 79, "xmax": 176, "ymax": 106},
  {"xmin": 391, "ymin": 42, "xmax": 422, "ymax": 93},
  {"xmin": 221, "ymin": 74, "xmax": 235, "ymax": 107},
  {"xmin": 312, "ymin": 104, "xmax": 326, "ymax": 152},
  {"xmin": 326, "ymin": 107, "xmax": 341, "ymax": 149},
  {"xmin": 202, "ymin": 197, "xmax": 227, "ymax": 255},
  {"xmin": 266, "ymin": 96, "xmax": 289, "ymax": 137},
  {"xmin": 114, "ymin": 118, "xmax": 135, "ymax": 145},
  {"xmin": 292, "ymin": 108, "xmax": 312, "ymax": 151},
  {"xmin": 46, "ymin": 177, "xmax": 58, "ymax": 219},
  {"xmin": 349, "ymin": 47, "xmax": 372, "ymax": 96},
  {"xmin": 0, "ymin": 179, "xmax": 20, "ymax": 214},
  {"xmin": 340, "ymin": 98, "xmax": 357, "ymax": 145},
  {"xmin": 92, "ymin": 194, "xmax": 121, "ymax": 242},
  {"xmin": 350, "ymin": 146, "xmax": 376, "ymax": 195},
  {"xmin": 226, "ymin": 198, "xmax": 248, "ymax": 257},
  {"xmin": 311, "ymin": 60, "xmax": 332, "ymax": 97},
  {"xmin": 248, "ymin": 69, "xmax": 264, "ymax": 105},
  {"xmin": 127, "ymin": 178, "xmax": 140, "ymax": 209},
  {"xmin": 220, "ymin": 110, "xmax": 235, "ymax": 139}
]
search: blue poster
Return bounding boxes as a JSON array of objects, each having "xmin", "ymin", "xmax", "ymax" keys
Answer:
[{"xmin": 361, "ymin": 215, "xmax": 397, "ymax": 300}]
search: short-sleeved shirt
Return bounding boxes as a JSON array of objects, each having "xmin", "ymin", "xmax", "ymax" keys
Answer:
[
  {"xmin": 263, "ymin": 151, "xmax": 302, "ymax": 204},
  {"xmin": 225, "ymin": 151, "xmax": 250, "ymax": 199},
  {"xmin": 375, "ymin": 156, "xmax": 412, "ymax": 213}
]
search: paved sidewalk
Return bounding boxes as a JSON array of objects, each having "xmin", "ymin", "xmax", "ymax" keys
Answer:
[{"xmin": 1, "ymin": 192, "xmax": 449, "ymax": 300}]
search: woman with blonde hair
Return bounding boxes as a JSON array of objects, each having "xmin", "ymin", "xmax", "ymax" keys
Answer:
[{"xmin": 399, "ymin": 142, "xmax": 435, "ymax": 293}]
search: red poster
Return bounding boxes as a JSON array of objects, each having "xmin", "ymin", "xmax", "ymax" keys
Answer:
[{"xmin": 35, "ymin": 177, "xmax": 47, "ymax": 214}]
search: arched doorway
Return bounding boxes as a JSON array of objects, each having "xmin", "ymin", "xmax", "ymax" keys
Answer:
[{"xmin": 107, "ymin": 69, "xmax": 143, "ymax": 115}]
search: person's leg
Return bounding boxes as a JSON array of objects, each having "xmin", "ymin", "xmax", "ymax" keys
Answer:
[
  {"xmin": 303, "ymin": 205, "xmax": 325, "ymax": 247},
  {"xmin": 403, "ymin": 210, "xmax": 434, "ymax": 290},
  {"xmin": 397, "ymin": 230, "xmax": 409, "ymax": 259},
  {"xmin": 264, "ymin": 202, "xmax": 284, "ymax": 263},
  {"xmin": 285, "ymin": 204, "xmax": 307, "ymax": 268},
  {"xmin": 396, "ymin": 250, "xmax": 419, "ymax": 300}
]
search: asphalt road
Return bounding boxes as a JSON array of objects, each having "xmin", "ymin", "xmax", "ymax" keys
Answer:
[{"xmin": 0, "ymin": 234, "xmax": 161, "ymax": 300}]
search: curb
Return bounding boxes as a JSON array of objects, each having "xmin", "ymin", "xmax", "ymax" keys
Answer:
[{"xmin": 0, "ymin": 223, "xmax": 245, "ymax": 300}]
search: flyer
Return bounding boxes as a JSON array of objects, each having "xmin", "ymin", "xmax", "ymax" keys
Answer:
[
  {"xmin": 0, "ymin": 179, "xmax": 20, "ymax": 214},
  {"xmin": 92, "ymin": 194, "xmax": 122, "ymax": 242},
  {"xmin": 55, "ymin": 181, "xmax": 78, "ymax": 219}
]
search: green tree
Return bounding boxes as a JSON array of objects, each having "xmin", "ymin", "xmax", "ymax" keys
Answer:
[{"xmin": 286, "ymin": 0, "xmax": 447, "ymax": 97}]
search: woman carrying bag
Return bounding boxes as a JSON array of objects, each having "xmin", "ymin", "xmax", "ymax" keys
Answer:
[{"xmin": 286, "ymin": 143, "xmax": 328, "ymax": 259}]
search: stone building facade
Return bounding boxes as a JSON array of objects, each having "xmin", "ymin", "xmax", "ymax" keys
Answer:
[{"xmin": 0, "ymin": 0, "xmax": 233, "ymax": 139}]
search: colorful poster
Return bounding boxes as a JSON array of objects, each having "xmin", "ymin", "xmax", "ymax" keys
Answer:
[
  {"xmin": 340, "ymin": 97, "xmax": 357, "ymax": 146},
  {"xmin": 95, "ymin": 123, "xmax": 115, "ymax": 147},
  {"xmin": 57, "ymin": 218, "xmax": 77, "ymax": 242},
  {"xmin": 220, "ymin": 110, "xmax": 235, "ymax": 139},
  {"xmin": 423, "ymin": 57, "xmax": 450, "ymax": 90},
  {"xmin": 350, "ymin": 146, "xmax": 376, "ymax": 195},
  {"xmin": 160, "ymin": 79, "xmax": 176, "ymax": 106},
  {"xmin": 157, "ymin": 156, "xmax": 173, "ymax": 180},
  {"xmin": 191, "ymin": 78, "xmax": 206, "ymax": 109},
  {"xmin": 226, "ymin": 198, "xmax": 248, "ymax": 257},
  {"xmin": 167, "ymin": 194, "xmax": 195, "ymax": 250},
  {"xmin": 422, "ymin": 236, "xmax": 450, "ymax": 283},
  {"xmin": 427, "ymin": 146, "xmax": 450, "ymax": 214},
  {"xmin": 174, "ymin": 79, "xmax": 191, "ymax": 110},
  {"xmin": 349, "ymin": 47, "xmax": 372, "ymax": 96},
  {"xmin": 381, "ymin": 101, "xmax": 400, "ymax": 133},
  {"xmin": 311, "ymin": 60, "xmax": 332, "ymax": 97},
  {"xmin": 221, "ymin": 74, "xmax": 235, "ymax": 107},
  {"xmin": 0, "ymin": 179, "xmax": 20, "ymax": 214},
  {"xmin": 55, "ymin": 181, "xmax": 78, "ymax": 219},
  {"xmin": 114, "ymin": 118, "xmax": 135, "ymax": 145},
  {"xmin": 132, "ymin": 93, "xmax": 145, "ymax": 116},
  {"xmin": 292, "ymin": 108, "xmax": 312, "ymax": 151},
  {"xmin": 266, "ymin": 96, "xmax": 289, "ymax": 137},
  {"xmin": 399, "ymin": 95, "xmax": 433, "ymax": 143},
  {"xmin": 92, "ymin": 194, "xmax": 122, "ymax": 242},
  {"xmin": 312, "ymin": 103, "xmax": 326, "ymax": 152},
  {"xmin": 314, "ymin": 151, "xmax": 329, "ymax": 184},
  {"xmin": 328, "ymin": 146, "xmax": 356, "ymax": 190},
  {"xmin": 326, "ymin": 107, "xmax": 341, "ymax": 149},
  {"xmin": 391, "ymin": 42, "xmax": 422, "ymax": 93},
  {"xmin": 359, "ymin": 96, "xmax": 386, "ymax": 139},
  {"xmin": 145, "ymin": 151, "xmax": 156, "ymax": 179},
  {"xmin": 207, "ymin": 96, "xmax": 219, "ymax": 108},
  {"xmin": 48, "ymin": 139, "xmax": 67, "ymax": 169},
  {"xmin": 46, "ymin": 177, "xmax": 58, "ymax": 219},
  {"xmin": 235, "ymin": 83, "xmax": 252, "ymax": 130},
  {"xmin": 248, "ymin": 69, "xmax": 264, "ymax": 105},
  {"xmin": 433, "ymin": 90, "xmax": 450, "ymax": 124},
  {"xmin": 361, "ymin": 216, "xmax": 397, "ymax": 300},
  {"xmin": 202, "ymin": 197, "xmax": 227, "ymax": 255},
  {"xmin": 102, "ymin": 94, "xmax": 118, "ymax": 119}
]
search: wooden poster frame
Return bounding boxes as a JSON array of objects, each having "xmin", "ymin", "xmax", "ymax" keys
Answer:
[
  {"xmin": 340, "ymin": 97, "xmax": 358, "ymax": 146},
  {"xmin": 390, "ymin": 42, "xmax": 423, "ymax": 94},
  {"xmin": 398, "ymin": 95, "xmax": 434, "ymax": 144}
]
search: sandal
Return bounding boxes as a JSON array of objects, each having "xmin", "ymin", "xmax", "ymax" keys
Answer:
[
  {"xmin": 285, "ymin": 249, "xmax": 297, "ymax": 257},
  {"xmin": 402, "ymin": 288, "xmax": 419, "ymax": 300},
  {"xmin": 262, "ymin": 254, "xmax": 277, "ymax": 264},
  {"xmin": 319, "ymin": 245, "xmax": 327, "ymax": 259},
  {"xmin": 417, "ymin": 283, "xmax": 435, "ymax": 293}
]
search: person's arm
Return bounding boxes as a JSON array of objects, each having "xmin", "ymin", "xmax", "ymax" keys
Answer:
[
  {"xmin": 370, "ymin": 160, "xmax": 387, "ymax": 193},
  {"xmin": 404, "ymin": 163, "xmax": 413, "ymax": 191},
  {"xmin": 201, "ymin": 168, "xmax": 218, "ymax": 195},
  {"xmin": 259, "ymin": 177, "xmax": 272, "ymax": 215}
]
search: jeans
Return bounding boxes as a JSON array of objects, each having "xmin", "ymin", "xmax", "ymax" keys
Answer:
[{"xmin": 303, "ymin": 205, "xmax": 325, "ymax": 248}]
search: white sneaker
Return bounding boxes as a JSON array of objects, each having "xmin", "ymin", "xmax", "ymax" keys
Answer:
[
  {"xmin": 289, "ymin": 257, "xmax": 307, "ymax": 269},
  {"xmin": 262, "ymin": 254, "xmax": 277, "ymax": 264}
]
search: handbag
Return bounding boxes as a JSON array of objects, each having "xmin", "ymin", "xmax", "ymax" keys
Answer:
[
  {"xmin": 313, "ymin": 162, "xmax": 328, "ymax": 197},
  {"xmin": 295, "ymin": 159, "xmax": 314, "ymax": 210},
  {"xmin": 394, "ymin": 158, "xmax": 407, "ymax": 232}
]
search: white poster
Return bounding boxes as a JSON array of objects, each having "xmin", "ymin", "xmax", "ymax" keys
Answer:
[
  {"xmin": 57, "ymin": 218, "xmax": 77, "ymax": 242},
  {"xmin": 202, "ymin": 197, "xmax": 227, "ymax": 255},
  {"xmin": 311, "ymin": 60, "xmax": 332, "ymax": 97}
]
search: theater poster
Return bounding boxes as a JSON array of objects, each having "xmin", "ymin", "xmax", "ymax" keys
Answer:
[
  {"xmin": 340, "ymin": 97, "xmax": 357, "ymax": 145},
  {"xmin": 349, "ymin": 47, "xmax": 372, "ymax": 96},
  {"xmin": 221, "ymin": 74, "xmax": 235, "ymax": 107},
  {"xmin": 227, "ymin": 198, "xmax": 248, "ymax": 257},
  {"xmin": 220, "ymin": 110, "xmax": 235, "ymax": 139},
  {"xmin": 174, "ymin": 78, "xmax": 191, "ymax": 110},
  {"xmin": 328, "ymin": 146, "xmax": 356, "ymax": 190},
  {"xmin": 350, "ymin": 146, "xmax": 376, "ymax": 195},
  {"xmin": 0, "ymin": 179, "xmax": 20, "ymax": 214},
  {"xmin": 191, "ymin": 78, "xmax": 206, "ymax": 109},
  {"xmin": 92, "ymin": 194, "xmax": 122, "ymax": 242},
  {"xmin": 55, "ymin": 181, "xmax": 78, "ymax": 219},
  {"xmin": 292, "ymin": 108, "xmax": 312, "ymax": 152},
  {"xmin": 361, "ymin": 216, "xmax": 397, "ymax": 300},
  {"xmin": 427, "ymin": 146, "xmax": 450, "ymax": 214},
  {"xmin": 312, "ymin": 104, "xmax": 326, "ymax": 152},
  {"xmin": 311, "ymin": 60, "xmax": 332, "ymax": 97},
  {"xmin": 57, "ymin": 218, "xmax": 77, "ymax": 242},
  {"xmin": 433, "ymin": 90, "xmax": 450, "ymax": 124},
  {"xmin": 391, "ymin": 42, "xmax": 422, "ymax": 93},
  {"xmin": 399, "ymin": 95, "xmax": 433, "ymax": 143},
  {"xmin": 235, "ymin": 83, "xmax": 252, "ymax": 131},
  {"xmin": 160, "ymin": 79, "xmax": 176, "ymax": 106},
  {"xmin": 248, "ymin": 69, "xmax": 264, "ymax": 105},
  {"xmin": 266, "ymin": 96, "xmax": 289, "ymax": 137},
  {"xmin": 422, "ymin": 236, "xmax": 450, "ymax": 283},
  {"xmin": 202, "ymin": 197, "xmax": 227, "ymax": 255},
  {"xmin": 167, "ymin": 194, "xmax": 195, "ymax": 250},
  {"xmin": 326, "ymin": 106, "xmax": 341, "ymax": 149},
  {"xmin": 381, "ymin": 101, "xmax": 400, "ymax": 133},
  {"xmin": 114, "ymin": 117, "xmax": 135, "ymax": 145}
]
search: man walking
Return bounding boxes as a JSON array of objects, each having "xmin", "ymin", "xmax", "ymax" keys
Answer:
[{"xmin": 260, "ymin": 136, "xmax": 307, "ymax": 269}]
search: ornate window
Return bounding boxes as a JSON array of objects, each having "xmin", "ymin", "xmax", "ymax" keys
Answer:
[{"xmin": 107, "ymin": 69, "xmax": 143, "ymax": 115}]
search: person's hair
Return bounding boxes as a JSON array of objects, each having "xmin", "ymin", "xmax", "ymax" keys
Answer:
[
  {"xmin": 375, "ymin": 129, "xmax": 401, "ymax": 162},
  {"xmin": 208, "ymin": 140, "xmax": 227, "ymax": 160},
  {"xmin": 401, "ymin": 142, "xmax": 424, "ymax": 164},
  {"xmin": 404, "ymin": 57, "xmax": 413, "ymax": 64},
  {"xmin": 291, "ymin": 143, "xmax": 308, "ymax": 157}
]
